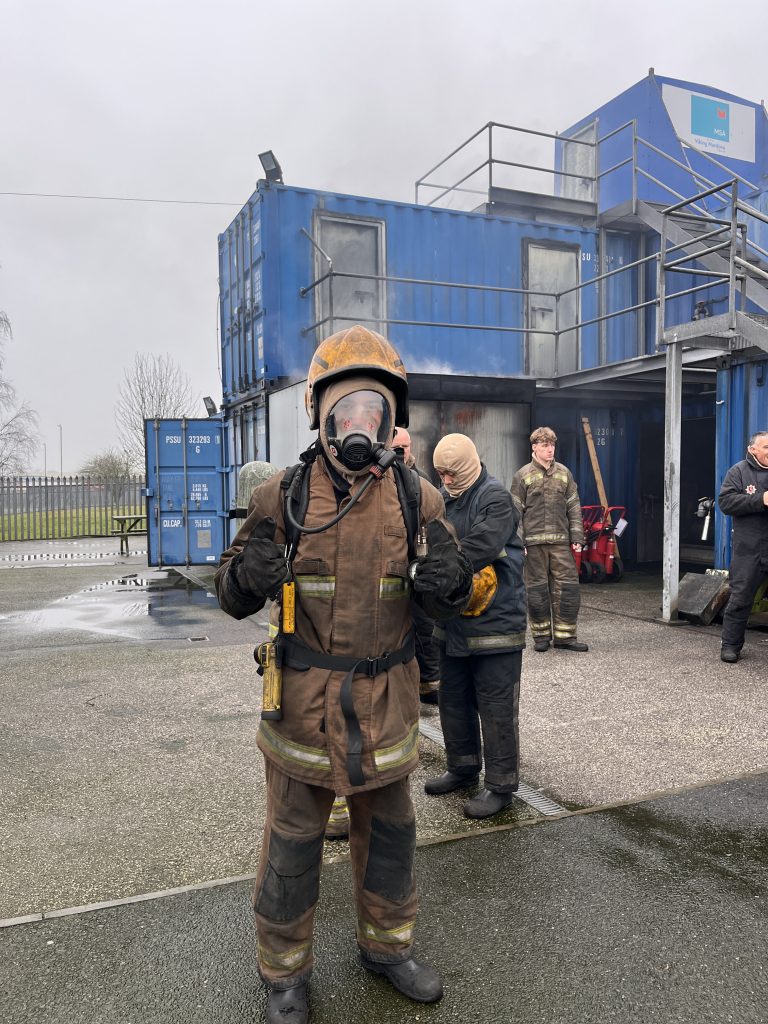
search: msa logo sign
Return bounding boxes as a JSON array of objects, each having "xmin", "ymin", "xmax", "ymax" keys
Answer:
[
  {"xmin": 691, "ymin": 95, "xmax": 729, "ymax": 142},
  {"xmin": 663, "ymin": 83, "xmax": 755, "ymax": 162}
]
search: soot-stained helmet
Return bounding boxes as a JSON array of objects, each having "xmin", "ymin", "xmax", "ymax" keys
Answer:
[{"xmin": 305, "ymin": 325, "xmax": 408, "ymax": 429}]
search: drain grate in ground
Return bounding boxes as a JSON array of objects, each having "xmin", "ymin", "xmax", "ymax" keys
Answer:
[{"xmin": 418, "ymin": 718, "xmax": 566, "ymax": 817}]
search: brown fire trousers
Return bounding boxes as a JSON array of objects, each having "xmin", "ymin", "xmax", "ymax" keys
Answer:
[
  {"xmin": 524, "ymin": 543, "xmax": 581, "ymax": 642},
  {"xmin": 255, "ymin": 761, "xmax": 418, "ymax": 990}
]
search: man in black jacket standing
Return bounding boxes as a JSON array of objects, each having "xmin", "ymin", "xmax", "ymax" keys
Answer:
[
  {"xmin": 423, "ymin": 433, "xmax": 527, "ymax": 819},
  {"xmin": 718, "ymin": 430, "xmax": 768, "ymax": 663}
]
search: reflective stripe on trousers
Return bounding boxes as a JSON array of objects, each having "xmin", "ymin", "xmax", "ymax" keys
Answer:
[
  {"xmin": 254, "ymin": 761, "xmax": 418, "ymax": 988},
  {"xmin": 524, "ymin": 543, "xmax": 580, "ymax": 640}
]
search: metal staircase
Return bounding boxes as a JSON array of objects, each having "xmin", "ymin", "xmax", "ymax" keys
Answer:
[{"xmin": 635, "ymin": 191, "xmax": 768, "ymax": 356}]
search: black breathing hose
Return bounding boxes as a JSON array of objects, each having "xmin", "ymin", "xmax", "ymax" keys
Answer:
[{"xmin": 283, "ymin": 471, "xmax": 378, "ymax": 536}]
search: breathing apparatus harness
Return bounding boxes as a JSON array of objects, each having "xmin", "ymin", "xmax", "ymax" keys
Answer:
[
  {"xmin": 283, "ymin": 440, "xmax": 399, "ymax": 550},
  {"xmin": 268, "ymin": 439, "xmax": 421, "ymax": 787}
]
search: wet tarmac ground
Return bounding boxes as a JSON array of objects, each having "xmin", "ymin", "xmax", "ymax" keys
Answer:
[
  {"xmin": 4, "ymin": 774, "xmax": 767, "ymax": 1023},
  {"xmin": 2, "ymin": 539, "xmax": 768, "ymax": 1022}
]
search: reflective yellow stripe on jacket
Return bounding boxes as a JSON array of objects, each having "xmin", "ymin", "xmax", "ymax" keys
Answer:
[
  {"xmin": 289, "ymin": 575, "xmax": 409, "ymax": 599},
  {"xmin": 379, "ymin": 576, "xmax": 410, "ymax": 599},
  {"xmin": 295, "ymin": 575, "xmax": 335, "ymax": 597},
  {"xmin": 259, "ymin": 722, "xmax": 419, "ymax": 776}
]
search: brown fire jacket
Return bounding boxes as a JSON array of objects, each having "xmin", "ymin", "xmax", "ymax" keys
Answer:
[
  {"xmin": 216, "ymin": 457, "xmax": 447, "ymax": 795},
  {"xmin": 510, "ymin": 459, "xmax": 585, "ymax": 547}
]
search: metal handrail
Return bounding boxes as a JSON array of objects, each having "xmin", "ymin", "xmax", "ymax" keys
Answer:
[
  {"xmin": 415, "ymin": 119, "xmax": 600, "ymax": 207},
  {"xmin": 301, "ymin": 312, "xmax": 556, "ymax": 338},
  {"xmin": 596, "ymin": 120, "xmax": 635, "ymax": 144},
  {"xmin": 301, "ymin": 268, "xmax": 555, "ymax": 299},
  {"xmin": 736, "ymin": 198, "xmax": 768, "ymax": 227},
  {"xmin": 415, "ymin": 123, "xmax": 492, "ymax": 189},
  {"xmin": 671, "ymin": 135, "xmax": 758, "ymax": 193},
  {"xmin": 636, "ymin": 168, "xmax": 712, "ymax": 218},
  {"xmin": 357, "ymin": 112, "xmax": 768, "ymax": 358},
  {"xmin": 423, "ymin": 161, "xmax": 489, "ymax": 208},
  {"xmin": 491, "ymin": 157, "xmax": 592, "ymax": 181}
]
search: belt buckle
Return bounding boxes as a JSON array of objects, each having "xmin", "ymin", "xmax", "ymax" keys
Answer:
[{"xmin": 366, "ymin": 651, "xmax": 389, "ymax": 677}]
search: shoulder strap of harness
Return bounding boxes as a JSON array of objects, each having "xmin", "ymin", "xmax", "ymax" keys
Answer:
[
  {"xmin": 392, "ymin": 458, "xmax": 421, "ymax": 562},
  {"xmin": 281, "ymin": 440, "xmax": 321, "ymax": 561}
]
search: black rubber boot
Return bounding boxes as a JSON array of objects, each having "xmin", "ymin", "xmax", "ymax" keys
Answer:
[
  {"xmin": 533, "ymin": 638, "xmax": 551, "ymax": 652},
  {"xmin": 424, "ymin": 771, "xmax": 479, "ymax": 795},
  {"xmin": 720, "ymin": 646, "xmax": 740, "ymax": 663},
  {"xmin": 361, "ymin": 954, "xmax": 443, "ymax": 1003},
  {"xmin": 266, "ymin": 983, "xmax": 309, "ymax": 1024},
  {"xmin": 463, "ymin": 788, "xmax": 514, "ymax": 819},
  {"xmin": 554, "ymin": 639, "xmax": 589, "ymax": 652}
]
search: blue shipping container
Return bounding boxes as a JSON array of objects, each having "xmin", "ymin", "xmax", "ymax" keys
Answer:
[{"xmin": 145, "ymin": 418, "xmax": 229, "ymax": 566}]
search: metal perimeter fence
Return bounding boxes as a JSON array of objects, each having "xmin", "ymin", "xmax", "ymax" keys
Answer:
[{"xmin": 0, "ymin": 475, "xmax": 146, "ymax": 542}]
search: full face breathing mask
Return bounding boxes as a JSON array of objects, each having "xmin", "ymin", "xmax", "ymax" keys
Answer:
[{"xmin": 325, "ymin": 389, "xmax": 392, "ymax": 472}]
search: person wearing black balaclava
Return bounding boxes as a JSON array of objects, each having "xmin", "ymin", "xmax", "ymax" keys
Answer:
[{"xmin": 215, "ymin": 326, "xmax": 473, "ymax": 1024}]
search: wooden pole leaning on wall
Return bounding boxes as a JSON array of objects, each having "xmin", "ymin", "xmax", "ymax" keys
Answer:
[{"xmin": 581, "ymin": 415, "xmax": 620, "ymax": 558}]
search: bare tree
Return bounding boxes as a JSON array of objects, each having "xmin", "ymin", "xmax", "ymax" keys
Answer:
[
  {"xmin": 0, "ymin": 313, "xmax": 39, "ymax": 475},
  {"xmin": 80, "ymin": 447, "xmax": 136, "ymax": 505},
  {"xmin": 115, "ymin": 353, "xmax": 197, "ymax": 468}
]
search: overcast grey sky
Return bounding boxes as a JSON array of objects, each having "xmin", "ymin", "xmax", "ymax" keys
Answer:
[{"xmin": 2, "ymin": 0, "xmax": 767, "ymax": 472}]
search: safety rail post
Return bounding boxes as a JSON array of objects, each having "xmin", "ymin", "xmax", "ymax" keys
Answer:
[
  {"xmin": 598, "ymin": 226, "xmax": 607, "ymax": 364},
  {"xmin": 739, "ymin": 223, "xmax": 748, "ymax": 311},
  {"xmin": 728, "ymin": 180, "xmax": 739, "ymax": 331},
  {"xmin": 488, "ymin": 123, "xmax": 493, "ymax": 195},
  {"xmin": 631, "ymin": 120, "xmax": 638, "ymax": 214},
  {"xmin": 657, "ymin": 212, "xmax": 668, "ymax": 351},
  {"xmin": 662, "ymin": 335, "xmax": 683, "ymax": 622}
]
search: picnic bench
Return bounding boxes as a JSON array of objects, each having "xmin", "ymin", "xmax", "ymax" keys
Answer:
[{"xmin": 112, "ymin": 514, "xmax": 147, "ymax": 555}]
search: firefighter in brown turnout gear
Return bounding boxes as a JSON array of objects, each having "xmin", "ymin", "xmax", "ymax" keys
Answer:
[
  {"xmin": 215, "ymin": 326, "xmax": 473, "ymax": 1024},
  {"xmin": 511, "ymin": 426, "xmax": 588, "ymax": 652}
]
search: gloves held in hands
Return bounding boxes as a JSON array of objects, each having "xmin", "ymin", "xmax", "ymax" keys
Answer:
[
  {"xmin": 235, "ymin": 517, "xmax": 289, "ymax": 600},
  {"xmin": 411, "ymin": 520, "xmax": 472, "ymax": 600}
]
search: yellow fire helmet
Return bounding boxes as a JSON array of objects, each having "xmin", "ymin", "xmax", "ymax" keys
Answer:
[
  {"xmin": 305, "ymin": 325, "xmax": 409, "ymax": 429},
  {"xmin": 461, "ymin": 564, "xmax": 498, "ymax": 617}
]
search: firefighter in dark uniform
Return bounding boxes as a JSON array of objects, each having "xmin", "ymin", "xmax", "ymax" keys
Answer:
[
  {"xmin": 718, "ymin": 430, "xmax": 768, "ymax": 663},
  {"xmin": 424, "ymin": 433, "xmax": 527, "ymax": 819},
  {"xmin": 215, "ymin": 326, "xmax": 473, "ymax": 1024}
]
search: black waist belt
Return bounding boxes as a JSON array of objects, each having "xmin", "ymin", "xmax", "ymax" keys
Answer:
[{"xmin": 283, "ymin": 632, "xmax": 415, "ymax": 787}]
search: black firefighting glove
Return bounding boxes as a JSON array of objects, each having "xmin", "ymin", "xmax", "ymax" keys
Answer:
[
  {"xmin": 233, "ymin": 516, "xmax": 290, "ymax": 600},
  {"xmin": 410, "ymin": 520, "xmax": 473, "ymax": 601}
]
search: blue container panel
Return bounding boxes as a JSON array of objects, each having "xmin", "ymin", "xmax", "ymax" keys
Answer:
[
  {"xmin": 559, "ymin": 74, "xmax": 768, "ymax": 216},
  {"xmin": 642, "ymin": 234, "xmax": 726, "ymax": 340},
  {"xmin": 219, "ymin": 184, "xmax": 601, "ymax": 399},
  {"xmin": 714, "ymin": 359, "xmax": 768, "ymax": 568},
  {"xmin": 605, "ymin": 232, "xmax": 639, "ymax": 363},
  {"xmin": 145, "ymin": 419, "xmax": 228, "ymax": 567},
  {"xmin": 219, "ymin": 197, "xmax": 268, "ymax": 402}
]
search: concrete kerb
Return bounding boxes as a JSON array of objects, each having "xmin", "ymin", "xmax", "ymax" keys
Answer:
[{"xmin": 4, "ymin": 762, "xmax": 768, "ymax": 932}]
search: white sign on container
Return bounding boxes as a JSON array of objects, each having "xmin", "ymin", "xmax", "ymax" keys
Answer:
[{"xmin": 662, "ymin": 84, "xmax": 756, "ymax": 163}]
